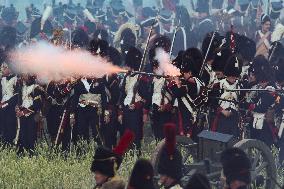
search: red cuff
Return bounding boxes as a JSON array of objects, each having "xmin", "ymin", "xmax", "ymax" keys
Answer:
[
  {"xmin": 248, "ymin": 104, "xmax": 255, "ymax": 111},
  {"xmin": 164, "ymin": 104, "xmax": 173, "ymax": 111},
  {"xmin": 143, "ymin": 108, "xmax": 149, "ymax": 114},
  {"xmin": 134, "ymin": 101, "xmax": 143, "ymax": 109},
  {"xmin": 168, "ymin": 81, "xmax": 176, "ymax": 88}
]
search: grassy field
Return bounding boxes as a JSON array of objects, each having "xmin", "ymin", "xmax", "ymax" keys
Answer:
[
  {"xmin": 0, "ymin": 140, "xmax": 283, "ymax": 189},
  {"xmin": 0, "ymin": 140, "xmax": 155, "ymax": 189}
]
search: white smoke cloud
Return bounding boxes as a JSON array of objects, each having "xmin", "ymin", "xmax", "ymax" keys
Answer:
[
  {"xmin": 9, "ymin": 41, "xmax": 124, "ymax": 83},
  {"xmin": 154, "ymin": 48, "xmax": 181, "ymax": 77}
]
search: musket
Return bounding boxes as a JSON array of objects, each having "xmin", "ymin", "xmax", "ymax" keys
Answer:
[
  {"xmin": 225, "ymin": 88, "xmax": 284, "ymax": 92},
  {"xmin": 121, "ymin": 70, "xmax": 178, "ymax": 78},
  {"xmin": 169, "ymin": 19, "xmax": 181, "ymax": 57},
  {"xmin": 199, "ymin": 32, "xmax": 216, "ymax": 78},
  {"xmin": 138, "ymin": 13, "xmax": 159, "ymax": 72},
  {"xmin": 55, "ymin": 109, "xmax": 66, "ymax": 145},
  {"xmin": 14, "ymin": 79, "xmax": 22, "ymax": 146}
]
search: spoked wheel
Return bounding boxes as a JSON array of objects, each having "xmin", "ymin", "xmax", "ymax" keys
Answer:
[
  {"xmin": 151, "ymin": 136, "xmax": 198, "ymax": 186},
  {"xmin": 234, "ymin": 139, "xmax": 277, "ymax": 189}
]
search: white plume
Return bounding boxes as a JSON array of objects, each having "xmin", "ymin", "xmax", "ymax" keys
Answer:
[
  {"xmin": 41, "ymin": 6, "xmax": 53, "ymax": 31},
  {"xmin": 271, "ymin": 23, "xmax": 284, "ymax": 42},
  {"xmin": 83, "ymin": 9, "xmax": 96, "ymax": 23}
]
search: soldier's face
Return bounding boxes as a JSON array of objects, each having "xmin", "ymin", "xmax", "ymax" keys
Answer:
[
  {"xmin": 93, "ymin": 171, "xmax": 108, "ymax": 186},
  {"xmin": 1, "ymin": 65, "xmax": 10, "ymax": 76},
  {"xmin": 262, "ymin": 21, "xmax": 271, "ymax": 33},
  {"xmin": 159, "ymin": 175, "xmax": 176, "ymax": 187}
]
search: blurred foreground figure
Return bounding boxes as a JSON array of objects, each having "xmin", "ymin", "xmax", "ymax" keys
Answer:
[{"xmin": 220, "ymin": 148, "xmax": 251, "ymax": 189}]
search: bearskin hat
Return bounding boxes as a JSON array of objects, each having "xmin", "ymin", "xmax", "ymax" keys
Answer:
[
  {"xmin": 224, "ymin": 55, "xmax": 243, "ymax": 77},
  {"xmin": 157, "ymin": 123, "xmax": 183, "ymax": 181},
  {"xmin": 212, "ymin": 48, "xmax": 232, "ymax": 73},
  {"xmin": 251, "ymin": 55, "xmax": 274, "ymax": 82},
  {"xmin": 91, "ymin": 130, "xmax": 135, "ymax": 177},
  {"xmin": 72, "ymin": 28, "xmax": 89, "ymax": 48},
  {"xmin": 202, "ymin": 32, "xmax": 222, "ymax": 62},
  {"xmin": 172, "ymin": 50, "xmax": 185, "ymax": 70},
  {"xmin": 237, "ymin": 35, "xmax": 256, "ymax": 63},
  {"xmin": 151, "ymin": 35, "xmax": 171, "ymax": 53},
  {"xmin": 30, "ymin": 17, "xmax": 53, "ymax": 39},
  {"xmin": 275, "ymin": 58, "xmax": 284, "ymax": 82},
  {"xmin": 89, "ymin": 39, "xmax": 109, "ymax": 57},
  {"xmin": 220, "ymin": 147, "xmax": 251, "ymax": 185},
  {"xmin": 125, "ymin": 47, "xmax": 142, "ymax": 71},
  {"xmin": 181, "ymin": 48, "xmax": 203, "ymax": 76},
  {"xmin": 93, "ymin": 29, "xmax": 108, "ymax": 42},
  {"xmin": 0, "ymin": 26, "xmax": 16, "ymax": 49},
  {"xmin": 127, "ymin": 159, "xmax": 155, "ymax": 189},
  {"xmin": 184, "ymin": 173, "xmax": 211, "ymax": 189},
  {"xmin": 108, "ymin": 46, "xmax": 122, "ymax": 66}
]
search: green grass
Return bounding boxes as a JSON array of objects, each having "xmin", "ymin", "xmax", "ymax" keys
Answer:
[{"xmin": 0, "ymin": 140, "xmax": 283, "ymax": 189}]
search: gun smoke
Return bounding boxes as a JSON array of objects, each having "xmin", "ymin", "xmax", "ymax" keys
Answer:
[
  {"xmin": 155, "ymin": 48, "xmax": 181, "ymax": 77},
  {"xmin": 9, "ymin": 41, "xmax": 124, "ymax": 83}
]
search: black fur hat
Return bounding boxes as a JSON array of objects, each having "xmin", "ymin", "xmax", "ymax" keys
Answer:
[
  {"xmin": 89, "ymin": 39, "xmax": 109, "ymax": 57},
  {"xmin": 93, "ymin": 29, "xmax": 109, "ymax": 42},
  {"xmin": 127, "ymin": 159, "xmax": 155, "ymax": 189},
  {"xmin": 30, "ymin": 17, "xmax": 53, "ymax": 39},
  {"xmin": 72, "ymin": 28, "xmax": 89, "ymax": 48},
  {"xmin": 157, "ymin": 123, "xmax": 183, "ymax": 181},
  {"xmin": 237, "ymin": 35, "xmax": 256, "ymax": 63},
  {"xmin": 91, "ymin": 130, "xmax": 135, "ymax": 177},
  {"xmin": 120, "ymin": 28, "xmax": 136, "ymax": 55},
  {"xmin": 125, "ymin": 47, "xmax": 142, "ymax": 71},
  {"xmin": 151, "ymin": 35, "xmax": 171, "ymax": 53},
  {"xmin": 275, "ymin": 57, "xmax": 284, "ymax": 82},
  {"xmin": 224, "ymin": 55, "xmax": 243, "ymax": 77},
  {"xmin": 108, "ymin": 46, "xmax": 122, "ymax": 66},
  {"xmin": 220, "ymin": 148, "xmax": 251, "ymax": 185},
  {"xmin": 251, "ymin": 55, "xmax": 274, "ymax": 82},
  {"xmin": 181, "ymin": 48, "xmax": 204, "ymax": 76},
  {"xmin": 212, "ymin": 48, "xmax": 232, "ymax": 72},
  {"xmin": 0, "ymin": 26, "xmax": 16, "ymax": 49},
  {"xmin": 90, "ymin": 147, "xmax": 119, "ymax": 177},
  {"xmin": 172, "ymin": 50, "xmax": 185, "ymax": 70},
  {"xmin": 202, "ymin": 32, "xmax": 222, "ymax": 62}
]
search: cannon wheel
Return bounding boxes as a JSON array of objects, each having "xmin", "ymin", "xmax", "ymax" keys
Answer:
[{"xmin": 233, "ymin": 139, "xmax": 277, "ymax": 189}]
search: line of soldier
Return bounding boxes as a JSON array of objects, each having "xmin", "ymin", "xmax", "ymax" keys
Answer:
[{"xmin": 0, "ymin": 0, "xmax": 284, "ymax": 166}]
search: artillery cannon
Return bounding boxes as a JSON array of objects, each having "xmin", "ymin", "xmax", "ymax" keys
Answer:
[{"xmin": 151, "ymin": 130, "xmax": 277, "ymax": 189}]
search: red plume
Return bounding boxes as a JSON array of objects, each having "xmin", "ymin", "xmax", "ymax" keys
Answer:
[
  {"xmin": 113, "ymin": 129, "xmax": 135, "ymax": 156},
  {"xmin": 164, "ymin": 123, "xmax": 177, "ymax": 157}
]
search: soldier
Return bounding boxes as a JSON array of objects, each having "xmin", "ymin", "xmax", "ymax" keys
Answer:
[
  {"xmin": 16, "ymin": 75, "xmax": 44, "ymax": 154},
  {"xmin": 0, "ymin": 62, "xmax": 18, "ymax": 145},
  {"xmin": 274, "ymin": 57, "xmax": 284, "ymax": 165},
  {"xmin": 119, "ymin": 47, "xmax": 149, "ymax": 151},
  {"xmin": 211, "ymin": 55, "xmax": 243, "ymax": 138},
  {"xmin": 201, "ymin": 32, "xmax": 223, "ymax": 87},
  {"xmin": 102, "ymin": 46, "xmax": 122, "ymax": 149},
  {"xmin": 255, "ymin": 14, "xmax": 271, "ymax": 58},
  {"xmin": 248, "ymin": 55, "xmax": 277, "ymax": 147},
  {"xmin": 72, "ymin": 39, "xmax": 108, "ymax": 145},
  {"xmin": 168, "ymin": 48, "xmax": 206, "ymax": 139},
  {"xmin": 220, "ymin": 148, "xmax": 251, "ymax": 189},
  {"xmin": 157, "ymin": 123, "xmax": 183, "ymax": 189},
  {"xmin": 126, "ymin": 159, "xmax": 155, "ymax": 189},
  {"xmin": 145, "ymin": 35, "xmax": 175, "ymax": 141},
  {"xmin": 90, "ymin": 130, "xmax": 134, "ymax": 189}
]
